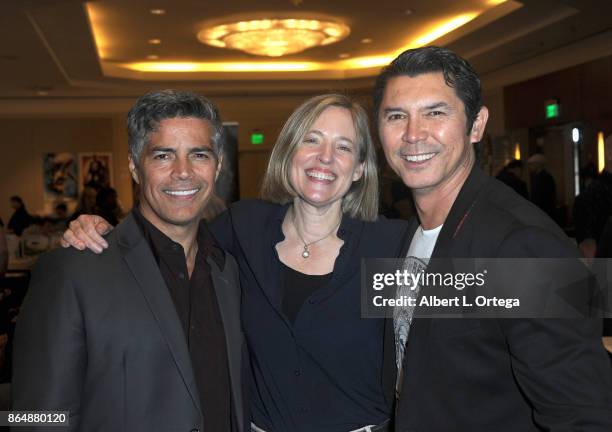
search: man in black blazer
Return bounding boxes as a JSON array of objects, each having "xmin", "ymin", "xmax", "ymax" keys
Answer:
[
  {"xmin": 374, "ymin": 47, "xmax": 612, "ymax": 431},
  {"xmin": 12, "ymin": 90, "xmax": 247, "ymax": 431}
]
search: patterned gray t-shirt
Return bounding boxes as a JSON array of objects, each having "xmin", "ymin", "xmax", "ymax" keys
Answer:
[{"xmin": 394, "ymin": 224, "xmax": 442, "ymax": 393}]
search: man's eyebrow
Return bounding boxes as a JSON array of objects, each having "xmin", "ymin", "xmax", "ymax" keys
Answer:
[
  {"xmin": 148, "ymin": 146, "xmax": 214, "ymax": 153},
  {"xmin": 423, "ymin": 102, "xmax": 451, "ymax": 111},
  {"xmin": 149, "ymin": 146, "xmax": 175, "ymax": 153},
  {"xmin": 382, "ymin": 107, "xmax": 405, "ymax": 114},
  {"xmin": 190, "ymin": 146, "xmax": 214, "ymax": 152}
]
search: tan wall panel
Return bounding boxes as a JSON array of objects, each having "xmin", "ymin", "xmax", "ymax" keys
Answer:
[
  {"xmin": 238, "ymin": 150, "xmax": 272, "ymax": 199},
  {"xmin": 0, "ymin": 117, "xmax": 114, "ymax": 223}
]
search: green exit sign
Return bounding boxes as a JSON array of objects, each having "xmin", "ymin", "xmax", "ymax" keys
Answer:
[
  {"xmin": 545, "ymin": 100, "xmax": 559, "ymax": 119},
  {"xmin": 251, "ymin": 132, "xmax": 264, "ymax": 145}
]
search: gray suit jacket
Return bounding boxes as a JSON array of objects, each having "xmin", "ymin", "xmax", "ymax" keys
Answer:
[{"xmin": 12, "ymin": 213, "xmax": 247, "ymax": 432}]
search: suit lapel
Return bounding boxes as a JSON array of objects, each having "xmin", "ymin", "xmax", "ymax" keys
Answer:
[
  {"xmin": 431, "ymin": 166, "xmax": 487, "ymax": 259},
  {"xmin": 116, "ymin": 214, "xmax": 202, "ymax": 416},
  {"xmin": 399, "ymin": 218, "xmax": 420, "ymax": 257},
  {"xmin": 209, "ymin": 258, "xmax": 244, "ymax": 432}
]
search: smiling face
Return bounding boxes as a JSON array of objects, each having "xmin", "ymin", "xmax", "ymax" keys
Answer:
[
  {"xmin": 378, "ymin": 72, "xmax": 487, "ymax": 196},
  {"xmin": 129, "ymin": 117, "xmax": 220, "ymax": 233},
  {"xmin": 289, "ymin": 106, "xmax": 364, "ymax": 210}
]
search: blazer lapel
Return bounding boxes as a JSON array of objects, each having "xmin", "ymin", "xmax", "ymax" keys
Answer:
[
  {"xmin": 431, "ymin": 166, "xmax": 488, "ymax": 259},
  {"xmin": 209, "ymin": 258, "xmax": 244, "ymax": 432},
  {"xmin": 116, "ymin": 214, "xmax": 202, "ymax": 416},
  {"xmin": 399, "ymin": 218, "xmax": 420, "ymax": 257}
]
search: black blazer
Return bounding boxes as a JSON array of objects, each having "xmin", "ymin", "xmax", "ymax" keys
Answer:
[
  {"xmin": 12, "ymin": 213, "xmax": 248, "ymax": 432},
  {"xmin": 392, "ymin": 166, "xmax": 612, "ymax": 432}
]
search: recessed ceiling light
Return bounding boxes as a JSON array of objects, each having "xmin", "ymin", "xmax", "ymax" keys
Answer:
[
  {"xmin": 36, "ymin": 90, "xmax": 48, "ymax": 96},
  {"xmin": 147, "ymin": 54, "xmax": 159, "ymax": 60},
  {"xmin": 149, "ymin": 9, "xmax": 166, "ymax": 15},
  {"xmin": 148, "ymin": 38, "xmax": 161, "ymax": 45},
  {"xmin": 339, "ymin": 53, "xmax": 350, "ymax": 58},
  {"xmin": 404, "ymin": 9, "xmax": 413, "ymax": 15},
  {"xmin": 360, "ymin": 38, "xmax": 372, "ymax": 44}
]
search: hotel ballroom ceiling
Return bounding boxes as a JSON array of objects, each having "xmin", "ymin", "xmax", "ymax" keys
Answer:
[{"xmin": 0, "ymin": 0, "xmax": 612, "ymax": 98}]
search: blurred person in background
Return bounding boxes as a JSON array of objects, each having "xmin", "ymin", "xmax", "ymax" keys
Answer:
[
  {"xmin": 7, "ymin": 196, "xmax": 34, "ymax": 236},
  {"xmin": 527, "ymin": 154, "xmax": 557, "ymax": 221},
  {"xmin": 0, "ymin": 225, "xmax": 7, "ymax": 277},
  {"xmin": 496, "ymin": 159, "xmax": 528, "ymax": 199},
  {"xmin": 574, "ymin": 134, "xmax": 612, "ymax": 258}
]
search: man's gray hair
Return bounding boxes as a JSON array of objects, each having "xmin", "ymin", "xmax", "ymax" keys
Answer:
[{"xmin": 127, "ymin": 89, "xmax": 223, "ymax": 163}]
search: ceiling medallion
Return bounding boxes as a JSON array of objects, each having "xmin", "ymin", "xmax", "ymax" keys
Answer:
[{"xmin": 197, "ymin": 18, "xmax": 350, "ymax": 57}]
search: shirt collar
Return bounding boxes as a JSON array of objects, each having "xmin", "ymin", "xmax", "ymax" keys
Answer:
[
  {"xmin": 132, "ymin": 207, "xmax": 225, "ymax": 270},
  {"xmin": 198, "ymin": 220, "xmax": 226, "ymax": 270}
]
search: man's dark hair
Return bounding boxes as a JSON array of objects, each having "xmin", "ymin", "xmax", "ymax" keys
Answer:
[
  {"xmin": 505, "ymin": 159, "xmax": 523, "ymax": 170},
  {"xmin": 10, "ymin": 196, "xmax": 23, "ymax": 204},
  {"xmin": 127, "ymin": 89, "xmax": 224, "ymax": 164},
  {"xmin": 373, "ymin": 46, "xmax": 483, "ymax": 135}
]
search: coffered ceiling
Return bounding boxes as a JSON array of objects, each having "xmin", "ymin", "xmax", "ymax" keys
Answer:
[{"xmin": 1, "ymin": 0, "xmax": 611, "ymax": 98}]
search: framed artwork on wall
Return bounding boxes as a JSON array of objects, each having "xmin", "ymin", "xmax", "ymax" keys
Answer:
[
  {"xmin": 43, "ymin": 152, "xmax": 78, "ymax": 202},
  {"xmin": 78, "ymin": 152, "xmax": 113, "ymax": 192}
]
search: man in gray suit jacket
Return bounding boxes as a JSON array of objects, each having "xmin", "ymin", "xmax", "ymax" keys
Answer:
[{"xmin": 12, "ymin": 90, "xmax": 247, "ymax": 432}]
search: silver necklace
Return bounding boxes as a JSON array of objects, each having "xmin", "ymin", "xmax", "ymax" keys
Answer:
[{"xmin": 292, "ymin": 209, "xmax": 342, "ymax": 259}]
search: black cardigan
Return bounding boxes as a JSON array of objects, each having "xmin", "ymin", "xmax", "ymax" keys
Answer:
[{"xmin": 210, "ymin": 199, "xmax": 410, "ymax": 432}]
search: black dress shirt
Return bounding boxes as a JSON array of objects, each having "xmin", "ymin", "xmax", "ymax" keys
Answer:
[
  {"xmin": 133, "ymin": 209, "xmax": 231, "ymax": 432},
  {"xmin": 210, "ymin": 199, "xmax": 411, "ymax": 432}
]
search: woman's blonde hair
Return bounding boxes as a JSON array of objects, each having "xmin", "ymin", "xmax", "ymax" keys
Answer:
[{"xmin": 260, "ymin": 94, "xmax": 379, "ymax": 221}]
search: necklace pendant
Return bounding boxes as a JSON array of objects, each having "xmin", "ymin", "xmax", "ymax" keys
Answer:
[{"xmin": 302, "ymin": 246, "xmax": 310, "ymax": 258}]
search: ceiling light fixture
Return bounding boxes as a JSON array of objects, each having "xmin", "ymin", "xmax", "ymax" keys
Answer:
[
  {"xmin": 148, "ymin": 38, "xmax": 161, "ymax": 45},
  {"xmin": 125, "ymin": 61, "xmax": 321, "ymax": 72},
  {"xmin": 360, "ymin": 38, "xmax": 373, "ymax": 44},
  {"xmin": 197, "ymin": 18, "xmax": 350, "ymax": 57},
  {"xmin": 149, "ymin": 9, "xmax": 166, "ymax": 15},
  {"xmin": 412, "ymin": 13, "xmax": 477, "ymax": 46},
  {"xmin": 343, "ymin": 55, "xmax": 392, "ymax": 68}
]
